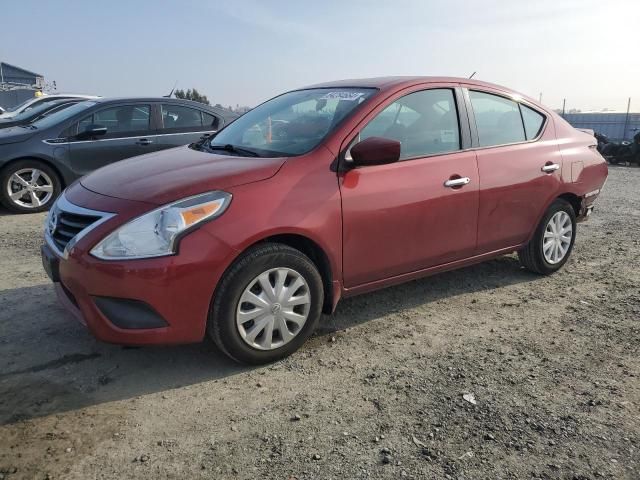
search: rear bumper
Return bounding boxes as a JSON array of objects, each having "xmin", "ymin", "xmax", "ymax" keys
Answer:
[
  {"xmin": 577, "ymin": 203, "xmax": 595, "ymax": 223},
  {"xmin": 576, "ymin": 189, "xmax": 600, "ymax": 223}
]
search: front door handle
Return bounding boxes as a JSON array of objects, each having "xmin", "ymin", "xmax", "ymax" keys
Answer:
[
  {"xmin": 541, "ymin": 163, "xmax": 560, "ymax": 173},
  {"xmin": 444, "ymin": 177, "xmax": 471, "ymax": 188},
  {"xmin": 136, "ymin": 139, "xmax": 153, "ymax": 146}
]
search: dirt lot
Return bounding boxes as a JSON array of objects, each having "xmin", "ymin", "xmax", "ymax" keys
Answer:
[{"xmin": 0, "ymin": 166, "xmax": 638, "ymax": 480}]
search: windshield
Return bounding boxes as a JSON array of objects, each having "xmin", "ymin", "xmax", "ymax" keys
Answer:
[
  {"xmin": 208, "ymin": 88, "xmax": 375, "ymax": 157},
  {"xmin": 11, "ymin": 100, "xmax": 71, "ymax": 121},
  {"xmin": 30, "ymin": 101, "xmax": 97, "ymax": 130}
]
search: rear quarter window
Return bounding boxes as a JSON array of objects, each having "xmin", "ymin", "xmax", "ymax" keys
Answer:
[{"xmin": 520, "ymin": 104, "xmax": 545, "ymax": 139}]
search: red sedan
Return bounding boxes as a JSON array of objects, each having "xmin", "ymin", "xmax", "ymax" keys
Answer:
[{"xmin": 41, "ymin": 77, "xmax": 608, "ymax": 364}]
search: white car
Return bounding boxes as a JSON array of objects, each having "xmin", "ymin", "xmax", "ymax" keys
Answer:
[{"xmin": 0, "ymin": 94, "xmax": 98, "ymax": 119}]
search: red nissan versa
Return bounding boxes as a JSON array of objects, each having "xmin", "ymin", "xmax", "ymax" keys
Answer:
[{"xmin": 41, "ymin": 77, "xmax": 608, "ymax": 364}]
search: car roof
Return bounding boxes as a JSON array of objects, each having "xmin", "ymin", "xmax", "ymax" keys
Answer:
[
  {"xmin": 41, "ymin": 94, "xmax": 99, "ymax": 99},
  {"xmin": 90, "ymin": 97, "xmax": 236, "ymax": 118},
  {"xmin": 299, "ymin": 76, "xmax": 543, "ymax": 111},
  {"xmin": 302, "ymin": 76, "xmax": 519, "ymax": 95},
  {"xmin": 43, "ymin": 98, "xmax": 85, "ymax": 105}
]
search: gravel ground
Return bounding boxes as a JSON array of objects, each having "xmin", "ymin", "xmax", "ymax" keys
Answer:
[{"xmin": 0, "ymin": 166, "xmax": 639, "ymax": 480}]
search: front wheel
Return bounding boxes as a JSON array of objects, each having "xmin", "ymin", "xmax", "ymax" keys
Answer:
[
  {"xmin": 0, "ymin": 160, "xmax": 61, "ymax": 213},
  {"xmin": 208, "ymin": 243, "xmax": 324, "ymax": 364},
  {"xmin": 518, "ymin": 199, "xmax": 577, "ymax": 275}
]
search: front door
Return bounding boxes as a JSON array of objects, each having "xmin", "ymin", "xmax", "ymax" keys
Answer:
[
  {"xmin": 68, "ymin": 103, "xmax": 155, "ymax": 176},
  {"xmin": 340, "ymin": 87, "xmax": 479, "ymax": 288}
]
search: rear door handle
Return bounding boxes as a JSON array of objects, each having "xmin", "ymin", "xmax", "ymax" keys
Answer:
[
  {"xmin": 444, "ymin": 177, "xmax": 470, "ymax": 188},
  {"xmin": 136, "ymin": 139, "xmax": 153, "ymax": 146},
  {"xmin": 541, "ymin": 163, "xmax": 560, "ymax": 173}
]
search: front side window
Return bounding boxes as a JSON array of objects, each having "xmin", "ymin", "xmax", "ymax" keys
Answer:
[
  {"xmin": 208, "ymin": 88, "xmax": 375, "ymax": 157},
  {"xmin": 469, "ymin": 91, "xmax": 525, "ymax": 147},
  {"xmin": 78, "ymin": 105, "xmax": 150, "ymax": 136},
  {"xmin": 520, "ymin": 104, "xmax": 545, "ymax": 139},
  {"xmin": 359, "ymin": 88, "xmax": 461, "ymax": 159}
]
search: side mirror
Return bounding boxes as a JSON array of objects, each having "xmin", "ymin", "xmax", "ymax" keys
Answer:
[
  {"xmin": 77, "ymin": 124, "xmax": 107, "ymax": 140},
  {"xmin": 350, "ymin": 136, "xmax": 401, "ymax": 167}
]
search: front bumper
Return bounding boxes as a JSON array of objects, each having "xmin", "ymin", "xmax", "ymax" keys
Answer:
[{"xmin": 43, "ymin": 188, "xmax": 238, "ymax": 345}]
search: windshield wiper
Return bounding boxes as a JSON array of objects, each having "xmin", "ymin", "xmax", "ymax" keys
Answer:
[
  {"xmin": 208, "ymin": 144, "xmax": 259, "ymax": 157},
  {"xmin": 19, "ymin": 124, "xmax": 38, "ymax": 130}
]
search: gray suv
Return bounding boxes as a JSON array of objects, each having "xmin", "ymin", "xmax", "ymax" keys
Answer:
[{"xmin": 0, "ymin": 98, "xmax": 237, "ymax": 212}]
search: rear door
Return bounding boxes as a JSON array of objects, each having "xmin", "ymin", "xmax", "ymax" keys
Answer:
[
  {"xmin": 464, "ymin": 87, "xmax": 562, "ymax": 252},
  {"xmin": 158, "ymin": 103, "xmax": 221, "ymax": 149},
  {"xmin": 68, "ymin": 103, "xmax": 155, "ymax": 176}
]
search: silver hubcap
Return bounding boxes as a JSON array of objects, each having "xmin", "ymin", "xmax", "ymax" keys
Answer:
[
  {"xmin": 543, "ymin": 211, "xmax": 573, "ymax": 264},
  {"xmin": 236, "ymin": 268, "xmax": 311, "ymax": 351},
  {"xmin": 7, "ymin": 168, "xmax": 54, "ymax": 209}
]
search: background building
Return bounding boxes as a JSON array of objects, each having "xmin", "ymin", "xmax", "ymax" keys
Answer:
[
  {"xmin": 0, "ymin": 62, "xmax": 45, "ymax": 110},
  {"xmin": 563, "ymin": 112, "xmax": 640, "ymax": 141}
]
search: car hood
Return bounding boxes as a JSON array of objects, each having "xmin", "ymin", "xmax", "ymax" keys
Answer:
[
  {"xmin": 80, "ymin": 145, "xmax": 287, "ymax": 205},
  {"xmin": 0, "ymin": 126, "xmax": 37, "ymax": 145}
]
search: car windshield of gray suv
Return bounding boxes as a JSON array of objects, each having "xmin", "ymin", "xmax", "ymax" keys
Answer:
[
  {"xmin": 206, "ymin": 88, "xmax": 375, "ymax": 157},
  {"xmin": 27, "ymin": 101, "xmax": 97, "ymax": 130}
]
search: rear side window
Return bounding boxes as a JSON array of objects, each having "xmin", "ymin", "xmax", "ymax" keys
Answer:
[
  {"xmin": 469, "ymin": 91, "xmax": 525, "ymax": 147},
  {"xmin": 520, "ymin": 104, "xmax": 545, "ymax": 139},
  {"xmin": 161, "ymin": 104, "xmax": 218, "ymax": 131},
  {"xmin": 360, "ymin": 88, "xmax": 461, "ymax": 159},
  {"xmin": 202, "ymin": 112, "xmax": 217, "ymax": 128}
]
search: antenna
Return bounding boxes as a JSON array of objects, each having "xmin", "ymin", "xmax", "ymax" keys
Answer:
[
  {"xmin": 468, "ymin": 71, "xmax": 476, "ymax": 79},
  {"xmin": 163, "ymin": 80, "xmax": 178, "ymax": 98}
]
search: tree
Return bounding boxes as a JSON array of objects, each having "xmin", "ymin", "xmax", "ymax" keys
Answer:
[{"xmin": 174, "ymin": 88, "xmax": 210, "ymax": 105}]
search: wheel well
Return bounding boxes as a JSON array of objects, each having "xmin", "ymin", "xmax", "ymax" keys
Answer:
[
  {"xmin": 260, "ymin": 234, "xmax": 334, "ymax": 314},
  {"xmin": 1, "ymin": 157, "xmax": 67, "ymax": 188},
  {"xmin": 557, "ymin": 193, "xmax": 581, "ymax": 216}
]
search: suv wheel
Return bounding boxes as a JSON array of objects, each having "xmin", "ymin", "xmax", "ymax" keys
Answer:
[
  {"xmin": 0, "ymin": 160, "xmax": 61, "ymax": 213},
  {"xmin": 208, "ymin": 243, "xmax": 324, "ymax": 364},
  {"xmin": 518, "ymin": 199, "xmax": 576, "ymax": 275}
]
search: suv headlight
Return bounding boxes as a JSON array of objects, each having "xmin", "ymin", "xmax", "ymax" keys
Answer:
[{"xmin": 91, "ymin": 191, "xmax": 231, "ymax": 260}]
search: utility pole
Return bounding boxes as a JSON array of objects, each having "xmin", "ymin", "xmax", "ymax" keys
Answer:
[
  {"xmin": 562, "ymin": 99, "xmax": 566, "ymax": 117},
  {"xmin": 539, "ymin": 92, "xmax": 542, "ymax": 103},
  {"xmin": 622, "ymin": 97, "xmax": 631, "ymax": 141}
]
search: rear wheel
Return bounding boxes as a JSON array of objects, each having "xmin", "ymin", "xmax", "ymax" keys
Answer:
[
  {"xmin": 0, "ymin": 160, "xmax": 61, "ymax": 213},
  {"xmin": 208, "ymin": 243, "xmax": 324, "ymax": 364},
  {"xmin": 518, "ymin": 199, "xmax": 576, "ymax": 275}
]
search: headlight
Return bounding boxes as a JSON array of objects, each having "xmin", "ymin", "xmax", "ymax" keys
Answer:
[{"xmin": 91, "ymin": 191, "xmax": 231, "ymax": 260}]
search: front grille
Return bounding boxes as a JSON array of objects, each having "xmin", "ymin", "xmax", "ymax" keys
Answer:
[{"xmin": 50, "ymin": 209, "xmax": 101, "ymax": 253}]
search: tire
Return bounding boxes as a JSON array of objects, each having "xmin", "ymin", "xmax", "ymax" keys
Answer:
[
  {"xmin": 208, "ymin": 243, "xmax": 324, "ymax": 365},
  {"xmin": 518, "ymin": 199, "xmax": 577, "ymax": 275},
  {"xmin": 0, "ymin": 160, "xmax": 61, "ymax": 213}
]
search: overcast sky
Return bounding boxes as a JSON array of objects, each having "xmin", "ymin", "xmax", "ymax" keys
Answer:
[{"xmin": 3, "ymin": 0, "xmax": 639, "ymax": 111}]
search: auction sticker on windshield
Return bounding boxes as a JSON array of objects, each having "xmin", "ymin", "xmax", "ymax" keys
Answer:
[{"xmin": 319, "ymin": 91, "xmax": 366, "ymax": 101}]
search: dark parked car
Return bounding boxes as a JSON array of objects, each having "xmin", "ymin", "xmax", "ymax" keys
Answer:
[
  {"xmin": 41, "ymin": 77, "xmax": 608, "ymax": 364},
  {"xmin": 0, "ymin": 98, "xmax": 83, "ymax": 129},
  {"xmin": 0, "ymin": 98, "xmax": 237, "ymax": 212}
]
